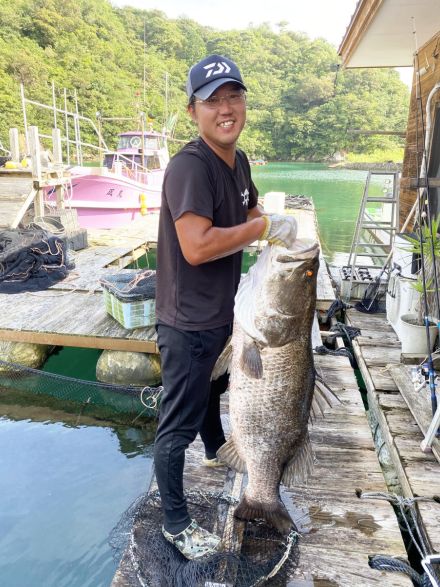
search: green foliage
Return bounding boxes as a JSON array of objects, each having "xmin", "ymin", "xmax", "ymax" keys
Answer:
[
  {"xmin": 402, "ymin": 216, "xmax": 440, "ymax": 324},
  {"xmin": 346, "ymin": 148, "xmax": 404, "ymax": 163},
  {"xmin": 0, "ymin": 0, "xmax": 410, "ymax": 160}
]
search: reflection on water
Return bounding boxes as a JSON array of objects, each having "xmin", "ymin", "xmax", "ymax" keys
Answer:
[
  {"xmin": 252, "ymin": 162, "xmax": 387, "ymax": 263},
  {"xmin": 0, "ymin": 390, "xmax": 156, "ymax": 587}
]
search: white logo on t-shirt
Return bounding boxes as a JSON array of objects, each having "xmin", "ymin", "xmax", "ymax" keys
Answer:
[{"xmin": 241, "ymin": 188, "xmax": 249, "ymax": 206}]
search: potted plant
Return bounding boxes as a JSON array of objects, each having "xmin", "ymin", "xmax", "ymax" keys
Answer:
[{"xmin": 398, "ymin": 217, "xmax": 440, "ymax": 354}]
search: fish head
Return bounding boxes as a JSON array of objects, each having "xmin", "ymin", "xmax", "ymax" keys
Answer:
[{"xmin": 254, "ymin": 239, "xmax": 320, "ymax": 346}]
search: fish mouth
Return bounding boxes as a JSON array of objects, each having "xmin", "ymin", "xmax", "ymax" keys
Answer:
[{"xmin": 274, "ymin": 239, "xmax": 320, "ymax": 262}]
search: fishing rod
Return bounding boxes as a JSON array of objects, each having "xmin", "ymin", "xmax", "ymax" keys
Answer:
[{"xmin": 412, "ymin": 18, "xmax": 439, "ymax": 423}]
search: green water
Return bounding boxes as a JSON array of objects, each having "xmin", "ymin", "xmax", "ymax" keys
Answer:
[
  {"xmin": 1, "ymin": 161, "xmax": 382, "ymax": 586},
  {"xmin": 251, "ymin": 162, "xmax": 376, "ymax": 262}
]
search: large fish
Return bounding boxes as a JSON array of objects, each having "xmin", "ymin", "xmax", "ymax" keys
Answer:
[{"xmin": 217, "ymin": 238, "xmax": 330, "ymax": 534}]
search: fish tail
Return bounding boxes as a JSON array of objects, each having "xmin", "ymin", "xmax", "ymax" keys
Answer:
[{"xmin": 234, "ymin": 494, "xmax": 294, "ymax": 535}]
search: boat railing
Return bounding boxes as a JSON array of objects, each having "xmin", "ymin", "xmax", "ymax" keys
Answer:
[
  {"xmin": 0, "ymin": 141, "xmax": 10, "ymax": 156},
  {"xmin": 20, "ymin": 82, "xmax": 108, "ymax": 167},
  {"xmin": 110, "ymin": 152, "xmax": 153, "ymax": 184}
]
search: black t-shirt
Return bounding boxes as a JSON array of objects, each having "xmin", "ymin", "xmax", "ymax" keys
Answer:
[{"xmin": 155, "ymin": 137, "xmax": 259, "ymax": 330}]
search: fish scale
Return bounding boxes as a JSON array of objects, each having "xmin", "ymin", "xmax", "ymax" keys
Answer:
[{"xmin": 217, "ymin": 240, "xmax": 320, "ymax": 533}]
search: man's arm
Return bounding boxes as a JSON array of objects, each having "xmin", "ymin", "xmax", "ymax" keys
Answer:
[
  {"xmin": 247, "ymin": 205, "xmax": 264, "ymax": 220},
  {"xmin": 175, "ymin": 212, "xmax": 265, "ymax": 266}
]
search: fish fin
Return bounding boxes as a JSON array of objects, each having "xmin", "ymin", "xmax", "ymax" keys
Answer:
[
  {"xmin": 309, "ymin": 399, "xmax": 319, "ymax": 423},
  {"xmin": 216, "ymin": 438, "xmax": 247, "ymax": 473},
  {"xmin": 281, "ymin": 433, "xmax": 314, "ymax": 486},
  {"xmin": 314, "ymin": 371, "xmax": 341, "ymax": 411},
  {"xmin": 211, "ymin": 336, "xmax": 232, "ymax": 380},
  {"xmin": 234, "ymin": 494, "xmax": 293, "ymax": 535},
  {"xmin": 240, "ymin": 337, "xmax": 263, "ymax": 379}
]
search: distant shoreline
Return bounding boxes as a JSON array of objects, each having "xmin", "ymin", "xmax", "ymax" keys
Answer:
[
  {"xmin": 327, "ymin": 161, "xmax": 402, "ymax": 171},
  {"xmin": 253, "ymin": 160, "xmax": 403, "ymax": 171}
]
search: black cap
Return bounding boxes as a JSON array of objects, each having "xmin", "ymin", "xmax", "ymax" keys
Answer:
[{"xmin": 186, "ymin": 54, "xmax": 247, "ymax": 100}]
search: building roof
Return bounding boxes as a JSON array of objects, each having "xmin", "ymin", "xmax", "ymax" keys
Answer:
[{"xmin": 339, "ymin": 0, "xmax": 440, "ymax": 68}]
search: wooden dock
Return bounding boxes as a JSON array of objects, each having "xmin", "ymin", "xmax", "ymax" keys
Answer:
[
  {"xmin": 347, "ymin": 309, "xmax": 440, "ymax": 558},
  {"xmin": 0, "ymin": 167, "xmax": 71, "ymax": 229},
  {"xmin": 0, "ymin": 215, "xmax": 160, "ymax": 354},
  {"xmin": 0, "ymin": 207, "xmax": 334, "ymax": 355},
  {"xmin": 112, "ymin": 343, "xmax": 412, "ymax": 586},
  {"xmin": 110, "ymin": 207, "xmax": 414, "ymax": 586}
]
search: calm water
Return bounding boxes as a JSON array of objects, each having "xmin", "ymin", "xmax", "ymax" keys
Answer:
[
  {"xmin": 0, "ymin": 390, "xmax": 155, "ymax": 587},
  {"xmin": 1, "ymin": 162, "xmax": 380, "ymax": 586},
  {"xmin": 252, "ymin": 162, "xmax": 375, "ymax": 262}
]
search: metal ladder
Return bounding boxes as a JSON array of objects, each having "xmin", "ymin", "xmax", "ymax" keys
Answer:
[{"xmin": 343, "ymin": 170, "xmax": 400, "ymax": 301}]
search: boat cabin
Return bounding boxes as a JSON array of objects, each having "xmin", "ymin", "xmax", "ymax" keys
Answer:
[
  {"xmin": 104, "ymin": 131, "xmax": 169, "ymax": 172},
  {"xmin": 339, "ymin": 0, "xmax": 440, "ymax": 230}
]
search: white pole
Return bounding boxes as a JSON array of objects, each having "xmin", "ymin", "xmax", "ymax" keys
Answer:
[
  {"xmin": 28, "ymin": 126, "xmax": 42, "ymax": 182},
  {"xmin": 20, "ymin": 83, "xmax": 29, "ymax": 154},
  {"xmin": 420, "ymin": 402, "xmax": 440, "ymax": 452},
  {"xmin": 64, "ymin": 88, "xmax": 70, "ymax": 165},
  {"xmin": 52, "ymin": 80, "xmax": 57, "ymax": 129},
  {"xmin": 9, "ymin": 128, "xmax": 20, "ymax": 162}
]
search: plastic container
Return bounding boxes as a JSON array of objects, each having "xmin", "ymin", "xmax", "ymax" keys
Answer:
[
  {"xmin": 101, "ymin": 271, "xmax": 156, "ymax": 329},
  {"xmin": 264, "ymin": 192, "xmax": 286, "ymax": 214}
]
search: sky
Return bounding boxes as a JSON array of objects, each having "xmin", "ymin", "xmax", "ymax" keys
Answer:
[
  {"xmin": 112, "ymin": 0, "xmax": 413, "ymax": 86},
  {"xmin": 113, "ymin": 0, "xmax": 358, "ymax": 47}
]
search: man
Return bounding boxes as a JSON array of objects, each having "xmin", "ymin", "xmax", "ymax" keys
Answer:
[{"xmin": 154, "ymin": 54, "xmax": 297, "ymax": 560}]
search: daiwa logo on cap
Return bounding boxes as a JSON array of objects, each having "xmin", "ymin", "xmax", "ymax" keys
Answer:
[
  {"xmin": 203, "ymin": 62, "xmax": 231, "ymax": 78},
  {"xmin": 186, "ymin": 54, "xmax": 247, "ymax": 100}
]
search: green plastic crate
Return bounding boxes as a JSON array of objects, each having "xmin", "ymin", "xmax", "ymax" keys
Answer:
[{"xmin": 101, "ymin": 271, "xmax": 156, "ymax": 329}]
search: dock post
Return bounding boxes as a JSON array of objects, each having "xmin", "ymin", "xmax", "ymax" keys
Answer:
[
  {"xmin": 28, "ymin": 126, "xmax": 45, "ymax": 217},
  {"xmin": 52, "ymin": 127, "xmax": 65, "ymax": 209},
  {"xmin": 9, "ymin": 128, "xmax": 20, "ymax": 163}
]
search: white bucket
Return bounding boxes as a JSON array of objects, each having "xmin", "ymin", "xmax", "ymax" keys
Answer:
[
  {"xmin": 398, "ymin": 314, "xmax": 438, "ymax": 354},
  {"xmin": 264, "ymin": 192, "xmax": 285, "ymax": 215}
]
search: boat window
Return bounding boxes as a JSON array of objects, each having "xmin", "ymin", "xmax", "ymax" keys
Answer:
[
  {"xmin": 428, "ymin": 104, "xmax": 440, "ymax": 223},
  {"xmin": 117, "ymin": 136, "xmax": 141, "ymax": 149},
  {"xmin": 145, "ymin": 154, "xmax": 161, "ymax": 170},
  {"xmin": 144, "ymin": 136, "xmax": 160, "ymax": 149}
]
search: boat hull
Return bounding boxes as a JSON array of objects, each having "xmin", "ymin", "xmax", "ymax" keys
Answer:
[{"xmin": 45, "ymin": 167, "xmax": 163, "ymax": 229}]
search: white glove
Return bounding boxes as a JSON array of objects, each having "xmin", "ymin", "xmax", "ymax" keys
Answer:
[{"xmin": 260, "ymin": 214, "xmax": 298, "ymax": 248}]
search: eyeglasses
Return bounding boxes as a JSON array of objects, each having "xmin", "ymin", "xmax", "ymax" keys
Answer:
[{"xmin": 193, "ymin": 91, "xmax": 246, "ymax": 109}]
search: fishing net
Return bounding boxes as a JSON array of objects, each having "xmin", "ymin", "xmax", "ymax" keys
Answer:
[
  {"xmin": 0, "ymin": 228, "xmax": 72, "ymax": 293},
  {"xmin": 110, "ymin": 489, "xmax": 300, "ymax": 587},
  {"xmin": 0, "ymin": 359, "xmax": 161, "ymax": 424}
]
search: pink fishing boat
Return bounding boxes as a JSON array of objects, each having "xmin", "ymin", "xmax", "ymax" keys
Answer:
[{"xmin": 45, "ymin": 130, "xmax": 169, "ymax": 229}]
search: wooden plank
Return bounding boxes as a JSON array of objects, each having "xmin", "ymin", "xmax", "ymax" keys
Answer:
[
  {"xmin": 0, "ymin": 328, "xmax": 157, "ymax": 353},
  {"xmin": 0, "ymin": 289, "xmax": 158, "ymax": 352},
  {"xmin": 389, "ymin": 364, "xmax": 440, "ymax": 464},
  {"xmin": 0, "ymin": 177, "xmax": 33, "ymax": 195},
  {"xmin": 348, "ymin": 312, "xmax": 440, "ymax": 556},
  {"xmin": 285, "ymin": 487, "xmax": 410, "ymax": 559},
  {"xmin": 350, "ymin": 334, "xmax": 414, "ymax": 497},
  {"xmin": 358, "ymin": 346, "xmax": 402, "ymax": 367},
  {"xmin": 346, "ymin": 309, "xmax": 395, "ymax": 333},
  {"xmin": 370, "ymin": 366, "xmax": 399, "ymax": 391},
  {"xmin": 356, "ymin": 329, "xmax": 399, "ymax": 347},
  {"xmin": 292, "ymin": 545, "xmax": 412, "ymax": 586}
]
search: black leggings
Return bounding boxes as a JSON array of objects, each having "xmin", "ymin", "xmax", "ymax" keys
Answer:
[{"xmin": 154, "ymin": 323, "xmax": 230, "ymax": 534}]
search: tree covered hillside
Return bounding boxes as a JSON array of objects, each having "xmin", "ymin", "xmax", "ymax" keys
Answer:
[{"xmin": 0, "ymin": 0, "xmax": 409, "ymax": 160}]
